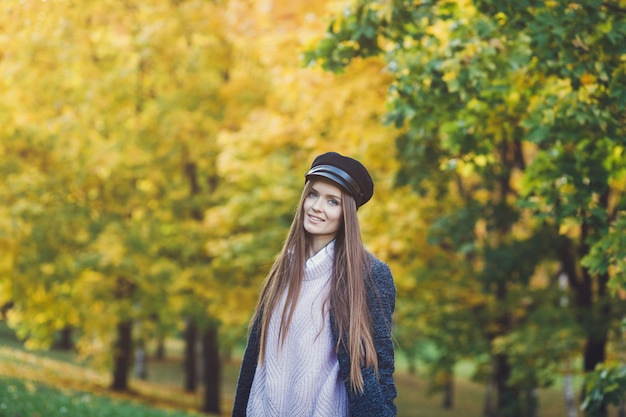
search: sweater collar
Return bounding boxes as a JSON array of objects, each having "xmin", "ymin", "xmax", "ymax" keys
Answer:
[{"xmin": 304, "ymin": 240, "xmax": 335, "ymax": 281}]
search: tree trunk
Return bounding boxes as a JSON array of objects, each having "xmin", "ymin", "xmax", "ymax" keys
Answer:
[
  {"xmin": 1, "ymin": 301, "xmax": 14, "ymax": 320},
  {"xmin": 563, "ymin": 365, "xmax": 578, "ymax": 417},
  {"xmin": 617, "ymin": 352, "xmax": 626, "ymax": 417},
  {"xmin": 524, "ymin": 388, "xmax": 539, "ymax": 417},
  {"xmin": 442, "ymin": 370, "xmax": 454, "ymax": 409},
  {"xmin": 559, "ymin": 234, "xmax": 611, "ymax": 416},
  {"xmin": 134, "ymin": 341, "xmax": 148, "ymax": 380},
  {"xmin": 490, "ymin": 276, "xmax": 519, "ymax": 417},
  {"xmin": 111, "ymin": 321, "xmax": 132, "ymax": 391},
  {"xmin": 184, "ymin": 317, "xmax": 198, "ymax": 392},
  {"xmin": 493, "ymin": 352, "xmax": 518, "ymax": 417},
  {"xmin": 202, "ymin": 324, "xmax": 221, "ymax": 415},
  {"xmin": 582, "ymin": 328, "xmax": 609, "ymax": 417},
  {"xmin": 582, "ymin": 272, "xmax": 610, "ymax": 374},
  {"xmin": 581, "ymin": 271, "xmax": 611, "ymax": 417},
  {"xmin": 405, "ymin": 348, "xmax": 417, "ymax": 375},
  {"xmin": 155, "ymin": 336, "xmax": 165, "ymax": 360},
  {"xmin": 484, "ymin": 382, "xmax": 496, "ymax": 417},
  {"xmin": 584, "ymin": 336, "xmax": 608, "ymax": 373},
  {"xmin": 55, "ymin": 326, "xmax": 73, "ymax": 350}
]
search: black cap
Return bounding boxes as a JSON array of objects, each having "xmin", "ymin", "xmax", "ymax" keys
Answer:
[{"xmin": 305, "ymin": 152, "xmax": 374, "ymax": 207}]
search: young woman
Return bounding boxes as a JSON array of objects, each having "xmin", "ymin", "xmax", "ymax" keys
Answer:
[{"xmin": 232, "ymin": 152, "xmax": 397, "ymax": 416}]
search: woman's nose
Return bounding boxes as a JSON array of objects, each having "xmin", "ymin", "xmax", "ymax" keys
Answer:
[{"xmin": 312, "ymin": 199, "xmax": 323, "ymax": 211}]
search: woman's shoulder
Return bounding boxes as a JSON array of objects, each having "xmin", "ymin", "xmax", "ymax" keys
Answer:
[
  {"xmin": 366, "ymin": 252, "xmax": 395, "ymax": 289},
  {"xmin": 364, "ymin": 252, "xmax": 396, "ymax": 323},
  {"xmin": 367, "ymin": 252, "xmax": 392, "ymax": 275}
]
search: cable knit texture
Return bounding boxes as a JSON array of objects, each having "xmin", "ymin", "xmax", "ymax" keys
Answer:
[
  {"xmin": 246, "ymin": 241, "xmax": 348, "ymax": 416},
  {"xmin": 233, "ymin": 247, "xmax": 397, "ymax": 417}
]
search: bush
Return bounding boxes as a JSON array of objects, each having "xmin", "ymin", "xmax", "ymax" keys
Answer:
[{"xmin": 581, "ymin": 364, "xmax": 626, "ymax": 417}]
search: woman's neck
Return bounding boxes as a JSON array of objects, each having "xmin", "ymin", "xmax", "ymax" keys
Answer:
[{"xmin": 308, "ymin": 236, "xmax": 334, "ymax": 259}]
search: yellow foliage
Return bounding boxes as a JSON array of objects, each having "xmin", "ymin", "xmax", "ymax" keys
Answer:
[
  {"xmin": 0, "ymin": 0, "xmax": 453, "ymax": 367},
  {"xmin": 39, "ymin": 263, "xmax": 55, "ymax": 276},
  {"xmin": 92, "ymin": 226, "xmax": 125, "ymax": 267},
  {"xmin": 442, "ymin": 69, "xmax": 459, "ymax": 83},
  {"xmin": 426, "ymin": 20, "xmax": 451, "ymax": 48},
  {"xmin": 0, "ymin": 235, "xmax": 15, "ymax": 279},
  {"xmin": 580, "ymin": 72, "xmax": 596, "ymax": 86}
]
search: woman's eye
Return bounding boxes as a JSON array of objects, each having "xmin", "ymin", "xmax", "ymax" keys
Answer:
[
  {"xmin": 309, "ymin": 191, "xmax": 318, "ymax": 198},
  {"xmin": 329, "ymin": 199, "xmax": 339, "ymax": 206}
]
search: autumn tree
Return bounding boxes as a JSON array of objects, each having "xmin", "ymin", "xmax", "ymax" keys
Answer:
[
  {"xmin": 0, "ymin": 0, "xmax": 257, "ymax": 408},
  {"xmin": 307, "ymin": 0, "xmax": 626, "ymax": 415}
]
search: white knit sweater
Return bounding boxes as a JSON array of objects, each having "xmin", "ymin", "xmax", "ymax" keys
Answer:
[{"xmin": 246, "ymin": 241, "xmax": 348, "ymax": 417}]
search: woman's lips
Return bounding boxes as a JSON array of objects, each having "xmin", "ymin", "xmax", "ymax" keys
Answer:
[{"xmin": 308, "ymin": 214, "xmax": 324, "ymax": 223}]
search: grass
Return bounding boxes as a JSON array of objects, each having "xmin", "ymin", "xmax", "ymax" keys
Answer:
[
  {"xmin": 0, "ymin": 322, "xmax": 620, "ymax": 417},
  {"xmin": 0, "ymin": 376, "xmax": 200, "ymax": 417}
]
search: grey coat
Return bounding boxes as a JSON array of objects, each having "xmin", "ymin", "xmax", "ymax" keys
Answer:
[{"xmin": 232, "ymin": 256, "xmax": 397, "ymax": 416}]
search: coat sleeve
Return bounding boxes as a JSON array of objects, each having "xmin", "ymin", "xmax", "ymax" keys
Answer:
[
  {"xmin": 231, "ymin": 320, "xmax": 260, "ymax": 417},
  {"xmin": 369, "ymin": 258, "xmax": 398, "ymax": 416},
  {"xmin": 339, "ymin": 257, "xmax": 397, "ymax": 416}
]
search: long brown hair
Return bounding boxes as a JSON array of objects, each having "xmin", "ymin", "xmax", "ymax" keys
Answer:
[{"xmin": 250, "ymin": 180, "xmax": 378, "ymax": 393}]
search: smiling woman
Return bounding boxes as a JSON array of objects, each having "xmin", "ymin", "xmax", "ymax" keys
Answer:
[
  {"xmin": 232, "ymin": 152, "xmax": 397, "ymax": 417},
  {"xmin": 302, "ymin": 180, "xmax": 344, "ymax": 255}
]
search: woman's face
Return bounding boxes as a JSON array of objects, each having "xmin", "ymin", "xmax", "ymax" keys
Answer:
[{"xmin": 303, "ymin": 180, "xmax": 344, "ymax": 246}]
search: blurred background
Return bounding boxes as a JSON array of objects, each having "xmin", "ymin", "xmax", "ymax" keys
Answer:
[{"xmin": 1, "ymin": 0, "xmax": 625, "ymax": 416}]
